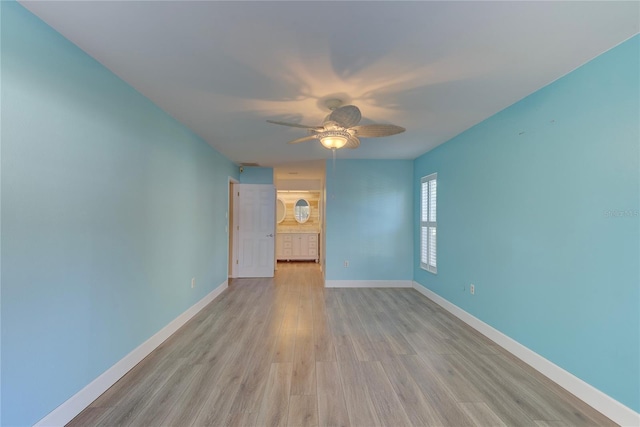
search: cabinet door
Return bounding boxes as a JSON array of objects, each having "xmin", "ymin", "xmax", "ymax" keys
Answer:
[
  {"xmin": 308, "ymin": 234, "xmax": 318, "ymax": 260},
  {"xmin": 292, "ymin": 234, "xmax": 302, "ymax": 256},
  {"xmin": 299, "ymin": 234, "xmax": 309, "ymax": 257},
  {"xmin": 283, "ymin": 235, "xmax": 293, "ymax": 258}
]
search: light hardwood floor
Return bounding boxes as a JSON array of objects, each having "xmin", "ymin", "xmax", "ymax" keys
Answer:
[{"xmin": 68, "ymin": 262, "xmax": 616, "ymax": 426}]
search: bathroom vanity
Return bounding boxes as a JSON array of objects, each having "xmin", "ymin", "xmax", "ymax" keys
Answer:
[{"xmin": 276, "ymin": 232, "xmax": 319, "ymax": 262}]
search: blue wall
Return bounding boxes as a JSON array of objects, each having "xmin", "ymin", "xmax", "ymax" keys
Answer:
[
  {"xmin": 239, "ymin": 166, "xmax": 273, "ymax": 184},
  {"xmin": 1, "ymin": 3, "xmax": 238, "ymax": 425},
  {"xmin": 413, "ymin": 36, "xmax": 639, "ymax": 412},
  {"xmin": 325, "ymin": 160, "xmax": 413, "ymax": 281}
]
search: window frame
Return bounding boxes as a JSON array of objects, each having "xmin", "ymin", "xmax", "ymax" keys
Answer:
[{"xmin": 420, "ymin": 173, "xmax": 437, "ymax": 274}]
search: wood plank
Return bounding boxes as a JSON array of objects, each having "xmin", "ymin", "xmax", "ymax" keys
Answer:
[
  {"xmin": 87, "ymin": 347, "xmax": 167, "ymax": 409},
  {"xmin": 127, "ymin": 364, "xmax": 202, "ymax": 426},
  {"xmin": 359, "ymin": 290, "xmax": 416, "ymax": 356},
  {"xmin": 273, "ymin": 291, "xmax": 301, "ymax": 363},
  {"xmin": 288, "ymin": 395, "xmax": 319, "ymax": 427},
  {"xmin": 228, "ymin": 337, "xmax": 277, "ymax": 416},
  {"xmin": 92, "ymin": 357, "xmax": 184, "ymax": 426},
  {"xmin": 403, "ymin": 330, "xmax": 456, "ymax": 355},
  {"xmin": 380, "ymin": 358, "xmax": 442, "ymax": 427},
  {"xmin": 331, "ymin": 333, "xmax": 360, "ymax": 362},
  {"xmin": 534, "ymin": 421, "xmax": 570, "ymax": 427},
  {"xmin": 459, "ymin": 402, "xmax": 508, "ymax": 426},
  {"xmin": 255, "ymin": 362, "xmax": 293, "ymax": 427},
  {"xmin": 192, "ymin": 384, "xmax": 242, "ymax": 427},
  {"xmin": 313, "ymin": 315, "xmax": 336, "ymax": 362},
  {"xmin": 228, "ymin": 288, "xmax": 289, "ymax": 416},
  {"xmin": 486, "ymin": 352, "xmax": 617, "ymax": 426},
  {"xmin": 225, "ymin": 409, "xmax": 256, "ymax": 427},
  {"xmin": 335, "ymin": 291, "xmax": 379, "ymax": 362},
  {"xmin": 444, "ymin": 352, "xmax": 537, "ymax": 426},
  {"xmin": 325, "ymin": 292, "xmax": 361, "ymax": 363},
  {"xmin": 421, "ymin": 352, "xmax": 484, "ymax": 402},
  {"xmin": 312, "ymin": 288, "xmax": 336, "ymax": 362},
  {"xmin": 481, "ymin": 352, "xmax": 613, "ymax": 426},
  {"xmin": 162, "ymin": 349, "xmax": 240, "ymax": 425},
  {"xmin": 377, "ymin": 290, "xmax": 417, "ymax": 334},
  {"xmin": 337, "ymin": 361, "xmax": 381, "ymax": 427},
  {"xmin": 356, "ymin": 361, "xmax": 413, "ymax": 427},
  {"xmin": 400, "ymin": 355, "xmax": 475, "ymax": 426},
  {"xmin": 291, "ymin": 295, "xmax": 317, "ymax": 395},
  {"xmin": 291, "ymin": 329, "xmax": 316, "ymax": 395},
  {"xmin": 66, "ymin": 407, "xmax": 109, "ymax": 427},
  {"xmin": 316, "ymin": 362, "xmax": 350, "ymax": 427}
]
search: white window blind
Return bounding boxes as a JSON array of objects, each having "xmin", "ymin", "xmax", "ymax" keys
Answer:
[{"xmin": 420, "ymin": 173, "xmax": 437, "ymax": 273}]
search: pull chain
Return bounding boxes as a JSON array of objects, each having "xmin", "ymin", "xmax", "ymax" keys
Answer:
[{"xmin": 332, "ymin": 148, "xmax": 337, "ymax": 172}]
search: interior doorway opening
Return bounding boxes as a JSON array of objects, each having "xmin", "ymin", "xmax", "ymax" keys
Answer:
[{"xmin": 272, "ymin": 161, "xmax": 326, "ymax": 278}]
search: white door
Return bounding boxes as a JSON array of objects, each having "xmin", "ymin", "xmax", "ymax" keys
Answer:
[{"xmin": 237, "ymin": 184, "xmax": 276, "ymax": 277}]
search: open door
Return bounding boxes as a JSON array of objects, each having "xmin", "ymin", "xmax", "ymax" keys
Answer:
[{"xmin": 237, "ymin": 184, "xmax": 276, "ymax": 277}]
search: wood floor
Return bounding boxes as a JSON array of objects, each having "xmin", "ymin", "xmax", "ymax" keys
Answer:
[{"xmin": 69, "ymin": 262, "xmax": 616, "ymax": 427}]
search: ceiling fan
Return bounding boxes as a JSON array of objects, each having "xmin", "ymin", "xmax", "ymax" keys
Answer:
[{"xmin": 267, "ymin": 99, "xmax": 405, "ymax": 150}]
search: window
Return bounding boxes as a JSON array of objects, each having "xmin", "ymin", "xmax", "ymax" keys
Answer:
[{"xmin": 421, "ymin": 173, "xmax": 437, "ymax": 273}]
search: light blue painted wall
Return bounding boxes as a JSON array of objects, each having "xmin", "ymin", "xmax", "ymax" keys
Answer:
[
  {"xmin": 325, "ymin": 160, "xmax": 413, "ymax": 281},
  {"xmin": 239, "ymin": 166, "xmax": 273, "ymax": 184},
  {"xmin": 413, "ymin": 36, "xmax": 639, "ymax": 411},
  {"xmin": 1, "ymin": 3, "xmax": 239, "ymax": 425}
]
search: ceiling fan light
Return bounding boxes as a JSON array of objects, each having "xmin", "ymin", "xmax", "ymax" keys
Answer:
[
  {"xmin": 319, "ymin": 130, "xmax": 350, "ymax": 150},
  {"xmin": 320, "ymin": 136, "xmax": 347, "ymax": 149}
]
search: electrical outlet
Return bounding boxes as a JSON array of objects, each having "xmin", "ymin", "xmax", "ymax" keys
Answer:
[
  {"xmin": 470, "ymin": 284, "xmax": 475, "ymax": 295},
  {"xmin": 191, "ymin": 277, "xmax": 196, "ymax": 288},
  {"xmin": 344, "ymin": 260, "xmax": 349, "ymax": 268}
]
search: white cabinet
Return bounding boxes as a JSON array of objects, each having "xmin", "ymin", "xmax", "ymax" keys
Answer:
[{"xmin": 276, "ymin": 233, "xmax": 319, "ymax": 262}]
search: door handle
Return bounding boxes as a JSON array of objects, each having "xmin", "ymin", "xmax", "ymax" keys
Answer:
[{"xmin": 266, "ymin": 234, "xmax": 274, "ymax": 237}]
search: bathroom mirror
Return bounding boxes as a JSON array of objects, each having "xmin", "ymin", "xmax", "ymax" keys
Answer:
[
  {"xmin": 276, "ymin": 198, "xmax": 286, "ymax": 224},
  {"xmin": 294, "ymin": 199, "xmax": 310, "ymax": 224}
]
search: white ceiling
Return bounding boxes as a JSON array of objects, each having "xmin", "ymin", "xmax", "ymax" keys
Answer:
[{"xmin": 20, "ymin": 1, "xmax": 639, "ymax": 171}]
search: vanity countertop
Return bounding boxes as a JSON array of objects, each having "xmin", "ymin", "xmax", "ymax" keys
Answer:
[{"xmin": 277, "ymin": 229, "xmax": 320, "ymax": 234}]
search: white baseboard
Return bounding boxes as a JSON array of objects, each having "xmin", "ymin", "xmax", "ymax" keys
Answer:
[
  {"xmin": 325, "ymin": 279, "xmax": 412, "ymax": 288},
  {"xmin": 412, "ymin": 281, "xmax": 640, "ymax": 427},
  {"xmin": 34, "ymin": 280, "xmax": 229, "ymax": 427}
]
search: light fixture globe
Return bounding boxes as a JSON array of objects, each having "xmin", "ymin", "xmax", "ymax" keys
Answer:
[{"xmin": 319, "ymin": 130, "xmax": 350, "ymax": 150}]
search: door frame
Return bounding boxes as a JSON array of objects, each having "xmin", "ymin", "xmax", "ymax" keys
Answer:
[{"xmin": 228, "ymin": 176, "xmax": 240, "ymax": 279}]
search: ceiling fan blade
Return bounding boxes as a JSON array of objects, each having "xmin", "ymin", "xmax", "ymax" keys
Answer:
[
  {"xmin": 344, "ymin": 135, "xmax": 361, "ymax": 149},
  {"xmin": 351, "ymin": 124, "xmax": 405, "ymax": 138},
  {"xmin": 267, "ymin": 120, "xmax": 322, "ymax": 130},
  {"xmin": 287, "ymin": 135, "xmax": 317, "ymax": 144},
  {"xmin": 328, "ymin": 105, "xmax": 362, "ymax": 128}
]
